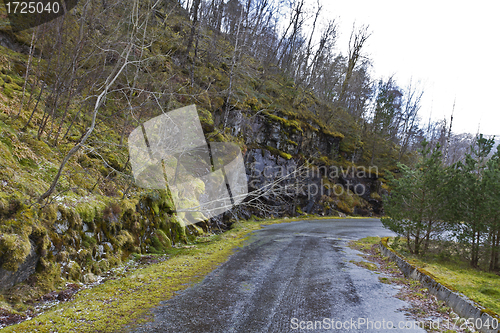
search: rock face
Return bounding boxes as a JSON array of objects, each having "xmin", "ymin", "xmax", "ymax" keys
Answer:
[
  {"xmin": 220, "ymin": 110, "xmax": 383, "ymax": 219},
  {"xmin": 0, "ymin": 242, "xmax": 38, "ymax": 290}
]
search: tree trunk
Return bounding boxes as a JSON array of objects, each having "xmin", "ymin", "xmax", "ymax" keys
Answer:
[
  {"xmin": 39, "ymin": 44, "xmax": 133, "ymax": 203},
  {"xmin": 185, "ymin": 0, "xmax": 201, "ymax": 62}
]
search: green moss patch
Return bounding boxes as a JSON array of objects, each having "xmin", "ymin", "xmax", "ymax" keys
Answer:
[
  {"xmin": 266, "ymin": 145, "xmax": 292, "ymax": 160},
  {"xmin": 350, "ymin": 236, "xmax": 381, "ymax": 251},
  {"xmin": 322, "ymin": 128, "xmax": 344, "ymax": 139},
  {"xmin": 2, "ymin": 219, "xmax": 277, "ymax": 332},
  {"xmin": 262, "ymin": 111, "xmax": 304, "ymax": 134},
  {"xmin": 350, "ymin": 260, "xmax": 378, "ymax": 271}
]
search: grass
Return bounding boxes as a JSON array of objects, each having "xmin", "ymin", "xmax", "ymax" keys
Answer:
[
  {"xmin": 350, "ymin": 236, "xmax": 381, "ymax": 251},
  {"xmin": 2, "ymin": 219, "xmax": 264, "ymax": 332},
  {"xmin": 2, "ymin": 215, "xmax": 358, "ymax": 332},
  {"xmin": 385, "ymin": 237, "xmax": 500, "ymax": 317}
]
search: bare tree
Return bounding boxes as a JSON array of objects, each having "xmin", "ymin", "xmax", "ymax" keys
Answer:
[
  {"xmin": 38, "ymin": 0, "xmax": 157, "ymax": 203},
  {"xmin": 397, "ymin": 80, "xmax": 424, "ymax": 161},
  {"xmin": 337, "ymin": 24, "xmax": 371, "ymax": 109},
  {"xmin": 223, "ymin": 4, "xmax": 244, "ymax": 127},
  {"xmin": 185, "ymin": 0, "xmax": 202, "ymax": 61},
  {"xmin": 295, "ymin": 0, "xmax": 321, "ymax": 83}
]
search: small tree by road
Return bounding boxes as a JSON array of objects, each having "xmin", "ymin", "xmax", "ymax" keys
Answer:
[{"xmin": 382, "ymin": 141, "xmax": 446, "ymax": 254}]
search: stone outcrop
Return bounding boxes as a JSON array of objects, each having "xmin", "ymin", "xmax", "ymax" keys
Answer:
[
  {"xmin": 0, "ymin": 241, "xmax": 38, "ymax": 290},
  {"xmin": 221, "ymin": 109, "xmax": 383, "ymax": 219}
]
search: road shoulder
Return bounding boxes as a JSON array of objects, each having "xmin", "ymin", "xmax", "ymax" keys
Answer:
[{"xmin": 349, "ymin": 237, "xmax": 468, "ymax": 332}]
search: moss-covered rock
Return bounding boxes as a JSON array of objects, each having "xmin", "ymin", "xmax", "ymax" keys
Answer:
[
  {"xmin": 187, "ymin": 223, "xmax": 204, "ymax": 238},
  {"xmin": 169, "ymin": 214, "xmax": 187, "ymax": 244},
  {"xmin": 65, "ymin": 260, "xmax": 82, "ymax": 281},
  {"xmin": 266, "ymin": 145, "xmax": 292, "ymax": 160},
  {"xmin": 150, "ymin": 229, "xmax": 171, "ymax": 253},
  {"xmin": 0, "ymin": 233, "xmax": 32, "ymax": 272},
  {"xmin": 115, "ymin": 230, "xmax": 135, "ymax": 250}
]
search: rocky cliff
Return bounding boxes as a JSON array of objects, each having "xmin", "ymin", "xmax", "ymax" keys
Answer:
[{"xmin": 223, "ymin": 108, "xmax": 384, "ymax": 221}]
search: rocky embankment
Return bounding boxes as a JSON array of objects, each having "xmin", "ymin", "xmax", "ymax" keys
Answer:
[{"xmin": 0, "ymin": 107, "xmax": 384, "ymax": 303}]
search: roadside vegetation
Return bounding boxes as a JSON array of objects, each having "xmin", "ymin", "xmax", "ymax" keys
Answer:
[
  {"xmin": 387, "ymin": 236, "xmax": 500, "ymax": 316},
  {"xmin": 350, "ymin": 236, "xmax": 484, "ymax": 333},
  {"xmin": 1, "ymin": 216, "xmax": 297, "ymax": 332},
  {"xmin": 382, "ymin": 136, "xmax": 500, "ymax": 271},
  {"xmin": 379, "ymin": 135, "xmax": 500, "ymax": 328}
]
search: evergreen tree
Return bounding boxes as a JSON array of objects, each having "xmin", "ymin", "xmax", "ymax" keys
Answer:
[
  {"xmin": 382, "ymin": 141, "xmax": 446, "ymax": 254},
  {"xmin": 446, "ymin": 134, "xmax": 495, "ymax": 267},
  {"xmin": 481, "ymin": 145, "xmax": 500, "ymax": 271}
]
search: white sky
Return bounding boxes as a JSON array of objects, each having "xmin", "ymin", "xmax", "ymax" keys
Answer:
[{"xmin": 321, "ymin": 0, "xmax": 500, "ymax": 137}]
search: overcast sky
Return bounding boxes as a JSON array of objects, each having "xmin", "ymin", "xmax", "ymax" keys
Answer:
[{"xmin": 322, "ymin": 0, "xmax": 500, "ymax": 137}]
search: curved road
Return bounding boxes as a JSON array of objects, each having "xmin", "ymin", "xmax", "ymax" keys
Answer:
[{"xmin": 131, "ymin": 218, "xmax": 426, "ymax": 332}]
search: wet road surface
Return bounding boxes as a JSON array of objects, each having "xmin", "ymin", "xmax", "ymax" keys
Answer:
[{"xmin": 130, "ymin": 218, "xmax": 426, "ymax": 332}]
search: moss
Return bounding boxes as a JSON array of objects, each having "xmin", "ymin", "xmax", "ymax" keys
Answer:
[
  {"xmin": 480, "ymin": 308, "xmax": 500, "ymax": 320},
  {"xmin": 0, "ymin": 233, "xmax": 31, "ymax": 272},
  {"xmin": 266, "ymin": 145, "xmax": 292, "ymax": 160},
  {"xmin": 379, "ymin": 277, "xmax": 390, "ymax": 284},
  {"xmin": 3, "ymin": 84, "xmax": 14, "ymax": 98},
  {"xmin": 33, "ymin": 261, "xmax": 62, "ymax": 293},
  {"xmin": 2, "ymin": 74, "xmax": 12, "ymax": 83},
  {"xmin": 56, "ymin": 251, "xmax": 70, "ymax": 263},
  {"xmin": 75, "ymin": 199, "xmax": 108, "ymax": 223},
  {"xmin": 316, "ymin": 155, "xmax": 332, "ymax": 166},
  {"xmin": 351, "ymin": 260, "xmax": 378, "ymax": 271},
  {"xmin": 206, "ymin": 130, "xmax": 228, "ymax": 143},
  {"xmin": 151, "ymin": 201, "xmax": 160, "ymax": 215},
  {"xmin": 169, "ymin": 215, "xmax": 187, "ymax": 244},
  {"xmin": 262, "ymin": 111, "xmax": 304, "ymax": 134},
  {"xmin": 336, "ymin": 200, "xmax": 353, "ymax": 214},
  {"xmin": 150, "ymin": 229, "xmax": 171, "ymax": 254},
  {"xmin": 12, "ymin": 76, "xmax": 24, "ymax": 87},
  {"xmin": 65, "ymin": 261, "xmax": 82, "ymax": 281},
  {"xmin": 115, "ymin": 230, "xmax": 135, "ymax": 250},
  {"xmin": 186, "ymin": 224, "xmax": 204, "ymax": 238},
  {"xmin": 198, "ymin": 107, "xmax": 214, "ymax": 131},
  {"xmin": 244, "ymin": 96, "xmax": 261, "ymax": 111},
  {"xmin": 30, "ymin": 223, "xmax": 50, "ymax": 257},
  {"xmin": 77, "ymin": 153, "xmax": 93, "ymax": 168},
  {"xmin": 322, "ymin": 128, "xmax": 344, "ymax": 139},
  {"xmin": 81, "ymin": 232, "xmax": 97, "ymax": 249}
]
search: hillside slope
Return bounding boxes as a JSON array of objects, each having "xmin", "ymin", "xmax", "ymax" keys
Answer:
[{"xmin": 0, "ymin": 0, "xmax": 392, "ymax": 318}]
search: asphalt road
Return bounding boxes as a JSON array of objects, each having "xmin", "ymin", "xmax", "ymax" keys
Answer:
[{"xmin": 130, "ymin": 218, "xmax": 426, "ymax": 332}]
